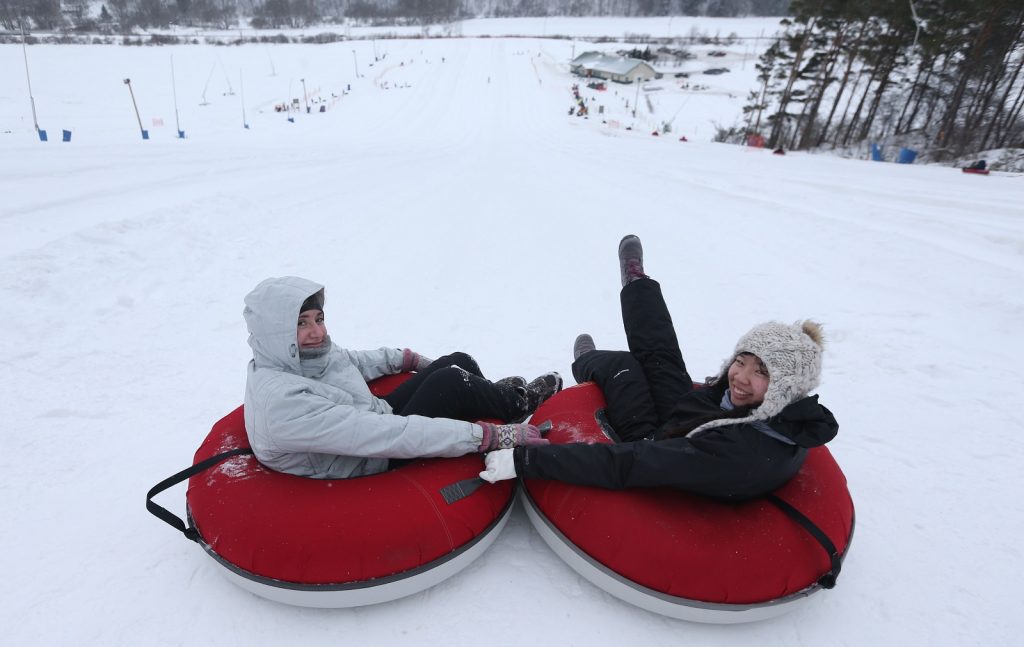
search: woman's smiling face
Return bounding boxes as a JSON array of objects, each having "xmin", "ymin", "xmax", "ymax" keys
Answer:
[
  {"xmin": 727, "ymin": 352, "xmax": 769, "ymax": 407},
  {"xmin": 296, "ymin": 309, "xmax": 327, "ymax": 349}
]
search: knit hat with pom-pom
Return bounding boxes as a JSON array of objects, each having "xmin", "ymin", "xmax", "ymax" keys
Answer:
[{"xmin": 687, "ymin": 320, "xmax": 825, "ymax": 438}]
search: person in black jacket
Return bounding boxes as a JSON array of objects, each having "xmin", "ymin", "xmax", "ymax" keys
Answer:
[{"xmin": 480, "ymin": 235, "xmax": 838, "ymax": 501}]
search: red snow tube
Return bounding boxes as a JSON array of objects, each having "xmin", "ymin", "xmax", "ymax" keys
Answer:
[
  {"xmin": 521, "ymin": 383, "xmax": 854, "ymax": 623},
  {"xmin": 962, "ymin": 168, "xmax": 990, "ymax": 175},
  {"xmin": 183, "ymin": 374, "xmax": 514, "ymax": 608}
]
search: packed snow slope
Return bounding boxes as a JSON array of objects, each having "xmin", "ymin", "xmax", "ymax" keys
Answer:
[{"xmin": 2, "ymin": 21, "xmax": 1023, "ymax": 647}]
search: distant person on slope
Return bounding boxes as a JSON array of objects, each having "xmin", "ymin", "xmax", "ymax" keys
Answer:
[
  {"xmin": 243, "ymin": 276, "xmax": 561, "ymax": 479},
  {"xmin": 480, "ymin": 236, "xmax": 838, "ymax": 501}
]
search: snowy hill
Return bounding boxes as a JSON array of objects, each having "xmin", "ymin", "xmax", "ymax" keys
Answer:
[{"xmin": 2, "ymin": 17, "xmax": 1023, "ymax": 647}]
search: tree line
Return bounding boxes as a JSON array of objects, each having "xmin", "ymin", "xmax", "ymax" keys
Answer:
[
  {"xmin": 741, "ymin": 0, "xmax": 1023, "ymax": 159},
  {"xmin": 2, "ymin": 0, "xmax": 791, "ymax": 32}
]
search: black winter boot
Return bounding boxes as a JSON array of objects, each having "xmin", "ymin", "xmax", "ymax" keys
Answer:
[
  {"xmin": 618, "ymin": 234, "xmax": 648, "ymax": 287},
  {"xmin": 573, "ymin": 334, "xmax": 596, "ymax": 360},
  {"xmin": 495, "ymin": 376, "xmax": 527, "ymax": 390},
  {"xmin": 524, "ymin": 372, "xmax": 563, "ymax": 413}
]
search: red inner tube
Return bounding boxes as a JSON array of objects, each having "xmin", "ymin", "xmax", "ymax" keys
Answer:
[
  {"xmin": 524, "ymin": 383, "xmax": 854, "ymax": 605},
  {"xmin": 186, "ymin": 374, "xmax": 514, "ymax": 587}
]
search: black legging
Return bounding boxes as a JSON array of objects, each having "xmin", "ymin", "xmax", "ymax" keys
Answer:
[
  {"xmin": 382, "ymin": 352, "xmax": 523, "ymax": 423},
  {"xmin": 571, "ymin": 279, "xmax": 693, "ymax": 441}
]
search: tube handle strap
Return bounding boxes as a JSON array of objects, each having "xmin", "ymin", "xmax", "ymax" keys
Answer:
[
  {"xmin": 440, "ymin": 477, "xmax": 486, "ymax": 505},
  {"xmin": 766, "ymin": 493, "xmax": 843, "ymax": 589},
  {"xmin": 146, "ymin": 448, "xmax": 254, "ymax": 542}
]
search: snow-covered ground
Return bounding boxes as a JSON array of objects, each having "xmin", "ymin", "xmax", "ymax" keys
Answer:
[{"xmin": 2, "ymin": 18, "xmax": 1023, "ymax": 646}]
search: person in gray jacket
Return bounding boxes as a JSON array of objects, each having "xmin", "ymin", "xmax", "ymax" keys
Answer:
[{"xmin": 243, "ymin": 276, "xmax": 560, "ymax": 479}]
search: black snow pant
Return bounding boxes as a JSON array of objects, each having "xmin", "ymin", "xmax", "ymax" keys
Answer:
[
  {"xmin": 383, "ymin": 352, "xmax": 524, "ymax": 423},
  {"xmin": 571, "ymin": 279, "xmax": 694, "ymax": 442}
]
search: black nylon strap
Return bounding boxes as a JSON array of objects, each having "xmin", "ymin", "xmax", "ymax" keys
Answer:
[
  {"xmin": 146, "ymin": 447, "xmax": 254, "ymax": 542},
  {"xmin": 766, "ymin": 494, "xmax": 842, "ymax": 589}
]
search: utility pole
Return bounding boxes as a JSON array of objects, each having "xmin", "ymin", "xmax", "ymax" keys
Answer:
[
  {"xmin": 241, "ymin": 70, "xmax": 249, "ymax": 128},
  {"xmin": 123, "ymin": 78, "xmax": 149, "ymax": 140},
  {"xmin": 171, "ymin": 56, "xmax": 184, "ymax": 138},
  {"xmin": 20, "ymin": 22, "xmax": 44, "ymax": 140},
  {"xmin": 633, "ymin": 76, "xmax": 641, "ymax": 117}
]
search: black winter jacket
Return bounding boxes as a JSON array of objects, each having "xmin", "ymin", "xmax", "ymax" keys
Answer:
[{"xmin": 514, "ymin": 380, "xmax": 838, "ymax": 501}]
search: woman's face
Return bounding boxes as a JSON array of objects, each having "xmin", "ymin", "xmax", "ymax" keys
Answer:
[
  {"xmin": 727, "ymin": 353, "xmax": 769, "ymax": 407},
  {"xmin": 296, "ymin": 309, "xmax": 327, "ymax": 349}
]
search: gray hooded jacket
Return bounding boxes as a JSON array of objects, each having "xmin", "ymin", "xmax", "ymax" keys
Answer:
[{"xmin": 243, "ymin": 276, "xmax": 484, "ymax": 479}]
